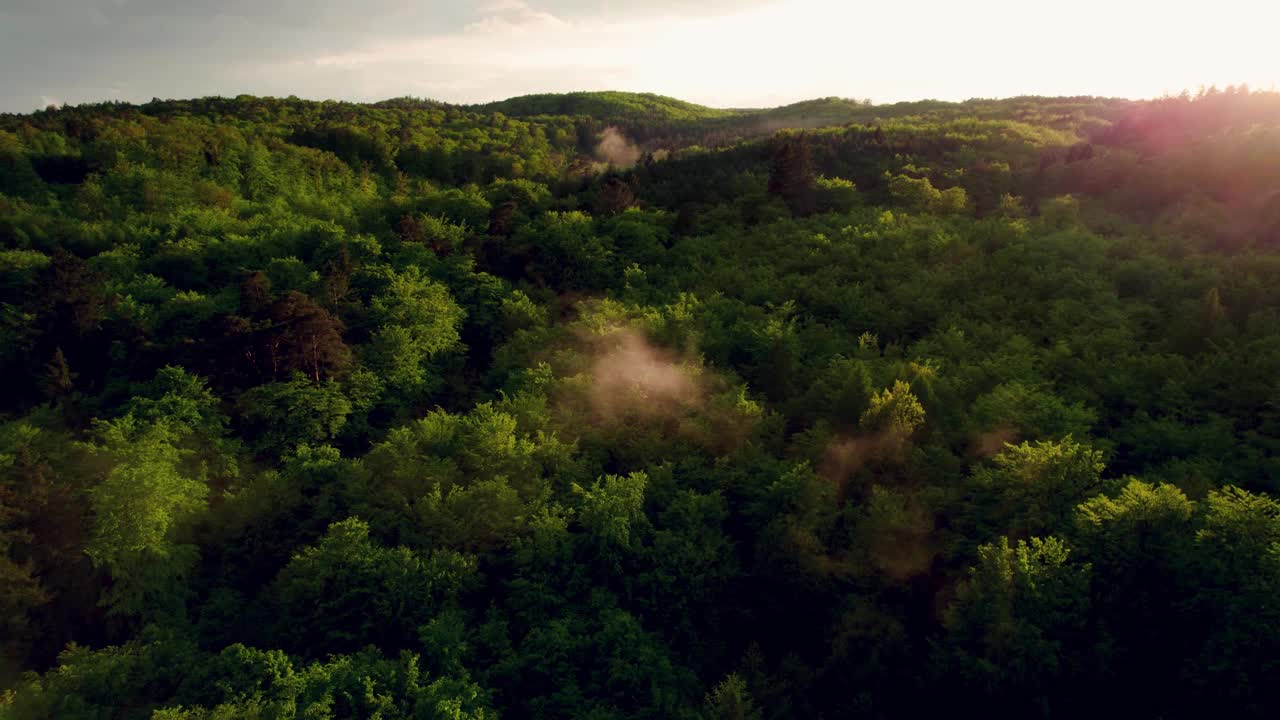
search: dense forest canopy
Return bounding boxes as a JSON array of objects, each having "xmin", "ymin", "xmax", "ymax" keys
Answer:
[{"xmin": 2, "ymin": 85, "xmax": 1280, "ymax": 719}]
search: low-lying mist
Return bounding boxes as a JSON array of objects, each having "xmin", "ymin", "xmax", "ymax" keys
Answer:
[{"xmin": 594, "ymin": 126, "xmax": 642, "ymax": 168}]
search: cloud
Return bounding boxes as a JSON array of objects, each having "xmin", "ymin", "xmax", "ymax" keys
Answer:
[
  {"xmin": 594, "ymin": 127, "xmax": 641, "ymax": 168},
  {"xmin": 464, "ymin": 0, "xmax": 564, "ymax": 35},
  {"xmin": 1, "ymin": 0, "xmax": 1277, "ymax": 112},
  {"xmin": 574, "ymin": 327, "xmax": 708, "ymax": 422}
]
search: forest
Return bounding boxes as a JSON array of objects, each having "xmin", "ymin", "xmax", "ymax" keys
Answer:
[{"xmin": 1, "ymin": 86, "xmax": 1280, "ymax": 719}]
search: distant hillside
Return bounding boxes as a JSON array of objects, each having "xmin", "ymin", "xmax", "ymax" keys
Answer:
[
  {"xmin": 460, "ymin": 92, "xmax": 1134, "ymax": 150},
  {"xmin": 750, "ymin": 96, "xmax": 877, "ymax": 123},
  {"xmin": 470, "ymin": 91, "xmax": 742, "ymax": 122}
]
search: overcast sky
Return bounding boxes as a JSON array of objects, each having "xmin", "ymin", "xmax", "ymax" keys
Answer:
[{"xmin": 2, "ymin": 0, "xmax": 1277, "ymax": 113}]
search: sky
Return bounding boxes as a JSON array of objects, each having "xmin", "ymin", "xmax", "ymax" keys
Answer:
[{"xmin": 1, "ymin": 0, "xmax": 1277, "ymax": 113}]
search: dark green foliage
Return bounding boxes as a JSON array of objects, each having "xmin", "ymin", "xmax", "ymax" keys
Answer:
[
  {"xmin": 4, "ymin": 87, "xmax": 1280, "ymax": 719},
  {"xmin": 767, "ymin": 135, "xmax": 815, "ymax": 216},
  {"xmin": 263, "ymin": 517, "xmax": 476, "ymax": 658}
]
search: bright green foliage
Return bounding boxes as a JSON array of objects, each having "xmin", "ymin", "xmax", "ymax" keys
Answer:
[
  {"xmin": 576, "ymin": 472, "xmax": 648, "ymax": 551},
  {"xmin": 82, "ymin": 416, "xmax": 207, "ymax": 617},
  {"xmin": 886, "ymin": 174, "xmax": 939, "ymax": 212},
  {"xmin": 368, "ymin": 266, "xmax": 465, "ymax": 395},
  {"xmin": 1076, "ymin": 479, "xmax": 1195, "ymax": 564},
  {"xmin": 124, "ymin": 367, "xmax": 239, "ymax": 482},
  {"xmin": 964, "ymin": 437, "xmax": 1109, "ymax": 541},
  {"xmin": 887, "ymin": 173, "xmax": 969, "ymax": 214},
  {"xmin": 859, "ymin": 380, "xmax": 926, "ymax": 439},
  {"xmin": 814, "ymin": 176, "xmax": 860, "ymax": 214}
]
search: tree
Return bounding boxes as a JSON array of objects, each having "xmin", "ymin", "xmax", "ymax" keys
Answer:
[
  {"xmin": 237, "ymin": 373, "xmax": 352, "ymax": 456},
  {"xmin": 859, "ymin": 380, "xmax": 926, "ymax": 446},
  {"xmin": 237, "ymin": 271, "xmax": 272, "ymax": 316},
  {"xmin": 593, "ymin": 175, "xmax": 636, "ymax": 216},
  {"xmin": 265, "ymin": 517, "xmax": 476, "ymax": 658},
  {"xmin": 1040, "ymin": 194, "xmax": 1080, "ymax": 227},
  {"xmin": 963, "ymin": 437, "xmax": 1109, "ymax": 542},
  {"xmin": 264, "ymin": 291, "xmax": 351, "ymax": 382},
  {"xmin": 1185, "ymin": 486, "xmax": 1280, "ymax": 710},
  {"xmin": 768, "ymin": 135, "xmax": 815, "ymax": 216},
  {"xmin": 704, "ymin": 673, "xmax": 762, "ymax": 720},
  {"xmin": 367, "ymin": 266, "xmax": 465, "ymax": 396},
  {"xmin": 0, "ymin": 487, "xmax": 48, "ymax": 669},
  {"xmin": 970, "ymin": 382, "xmax": 1096, "ymax": 442},
  {"xmin": 935, "ymin": 186, "xmax": 969, "ymax": 214},
  {"xmin": 518, "ymin": 211, "xmax": 617, "ymax": 290},
  {"xmin": 814, "ymin": 176, "xmax": 860, "ymax": 214},
  {"xmin": 82, "ymin": 416, "xmax": 207, "ymax": 617},
  {"xmin": 125, "ymin": 366, "xmax": 239, "ymax": 483},
  {"xmin": 36, "ymin": 249, "xmax": 107, "ymax": 339},
  {"xmin": 487, "ymin": 201, "xmax": 518, "ymax": 238},
  {"xmin": 1074, "ymin": 480, "xmax": 1195, "ymax": 713},
  {"xmin": 940, "ymin": 536, "xmax": 1091, "ymax": 714},
  {"xmin": 887, "ymin": 173, "xmax": 938, "ymax": 212},
  {"xmin": 576, "ymin": 472, "xmax": 649, "ymax": 554}
]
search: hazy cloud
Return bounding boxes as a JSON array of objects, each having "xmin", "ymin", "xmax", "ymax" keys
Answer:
[
  {"xmin": 1, "ymin": 0, "xmax": 1276, "ymax": 113},
  {"xmin": 593, "ymin": 127, "xmax": 642, "ymax": 168}
]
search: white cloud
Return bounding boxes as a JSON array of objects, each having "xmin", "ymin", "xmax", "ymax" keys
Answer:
[
  {"xmin": 307, "ymin": 1, "xmax": 860, "ymax": 105},
  {"xmin": 463, "ymin": 1, "xmax": 564, "ymax": 35},
  {"xmin": 4, "ymin": 0, "xmax": 1278, "ymax": 111}
]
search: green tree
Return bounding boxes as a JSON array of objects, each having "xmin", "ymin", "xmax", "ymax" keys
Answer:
[
  {"xmin": 237, "ymin": 374, "xmax": 352, "ymax": 456},
  {"xmin": 814, "ymin": 176, "xmax": 860, "ymax": 214},
  {"xmin": 859, "ymin": 380, "xmax": 926, "ymax": 440},
  {"xmin": 887, "ymin": 173, "xmax": 939, "ymax": 212},
  {"xmin": 1074, "ymin": 479, "xmax": 1195, "ymax": 712},
  {"xmin": 704, "ymin": 674, "xmax": 762, "ymax": 720},
  {"xmin": 941, "ymin": 536, "xmax": 1091, "ymax": 714},
  {"xmin": 82, "ymin": 416, "xmax": 207, "ymax": 617},
  {"xmin": 368, "ymin": 266, "xmax": 465, "ymax": 396},
  {"xmin": 1186, "ymin": 486, "xmax": 1280, "ymax": 709},
  {"xmin": 266, "ymin": 517, "xmax": 477, "ymax": 658},
  {"xmin": 577, "ymin": 472, "xmax": 649, "ymax": 553},
  {"xmin": 963, "ymin": 437, "xmax": 1109, "ymax": 541}
]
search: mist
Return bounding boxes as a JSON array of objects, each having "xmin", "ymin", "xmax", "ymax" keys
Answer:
[
  {"xmin": 594, "ymin": 126, "xmax": 642, "ymax": 168},
  {"xmin": 578, "ymin": 327, "xmax": 706, "ymax": 421}
]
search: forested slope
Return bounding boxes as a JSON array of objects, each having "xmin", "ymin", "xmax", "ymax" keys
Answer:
[{"xmin": 2, "ymin": 86, "xmax": 1280, "ymax": 719}]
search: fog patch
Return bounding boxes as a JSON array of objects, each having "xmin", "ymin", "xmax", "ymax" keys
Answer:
[
  {"xmin": 858, "ymin": 486, "xmax": 936, "ymax": 582},
  {"xmin": 594, "ymin": 126, "xmax": 642, "ymax": 168},
  {"xmin": 579, "ymin": 327, "xmax": 707, "ymax": 420},
  {"xmin": 817, "ymin": 431, "xmax": 912, "ymax": 498},
  {"xmin": 971, "ymin": 425, "xmax": 1019, "ymax": 459},
  {"xmin": 546, "ymin": 322, "xmax": 761, "ymax": 453}
]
